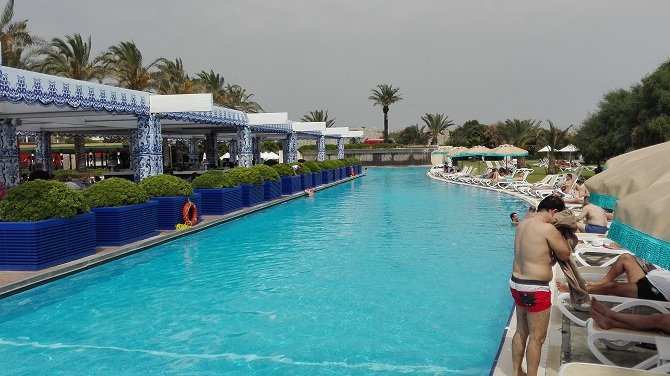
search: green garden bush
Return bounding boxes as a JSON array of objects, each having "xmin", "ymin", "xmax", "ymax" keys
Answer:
[
  {"xmin": 139, "ymin": 174, "xmax": 194, "ymax": 197},
  {"xmin": 52, "ymin": 170, "xmax": 85, "ymax": 182},
  {"xmin": 80, "ymin": 178, "xmax": 149, "ymax": 208},
  {"xmin": 303, "ymin": 160, "xmax": 322, "ymax": 172},
  {"xmin": 0, "ymin": 180, "xmax": 89, "ymax": 222},
  {"xmin": 251, "ymin": 164, "xmax": 280, "ymax": 182},
  {"xmin": 272, "ymin": 163, "xmax": 295, "ymax": 177},
  {"xmin": 318, "ymin": 160, "xmax": 337, "ymax": 170},
  {"xmin": 226, "ymin": 166, "xmax": 263, "ymax": 186},
  {"xmin": 191, "ymin": 170, "xmax": 236, "ymax": 189}
]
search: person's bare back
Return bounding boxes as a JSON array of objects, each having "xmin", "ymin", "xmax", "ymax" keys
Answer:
[{"xmin": 513, "ymin": 215, "xmax": 571, "ymax": 282}]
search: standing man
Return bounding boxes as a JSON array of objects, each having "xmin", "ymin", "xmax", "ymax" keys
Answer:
[{"xmin": 510, "ymin": 195, "xmax": 571, "ymax": 376}]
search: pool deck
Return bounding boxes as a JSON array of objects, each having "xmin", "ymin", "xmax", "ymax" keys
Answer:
[
  {"xmin": 424, "ymin": 172, "xmax": 651, "ymax": 376},
  {"xmin": 0, "ymin": 175, "xmax": 362, "ymax": 298}
]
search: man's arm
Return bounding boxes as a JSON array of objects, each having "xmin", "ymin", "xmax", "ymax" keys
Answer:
[
  {"xmin": 547, "ymin": 226, "xmax": 572, "ymax": 261},
  {"xmin": 575, "ymin": 206, "xmax": 589, "ymax": 222}
]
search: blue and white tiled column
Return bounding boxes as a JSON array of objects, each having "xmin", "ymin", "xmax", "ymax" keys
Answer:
[
  {"xmin": 252, "ymin": 136, "xmax": 261, "ymax": 165},
  {"xmin": 237, "ymin": 125, "xmax": 252, "ymax": 167},
  {"xmin": 337, "ymin": 138, "xmax": 345, "ymax": 159},
  {"xmin": 188, "ymin": 138, "xmax": 199, "ymax": 163},
  {"xmin": 317, "ymin": 135, "xmax": 326, "ymax": 162},
  {"xmin": 130, "ymin": 130, "xmax": 139, "ymax": 180},
  {"xmin": 229, "ymin": 140, "xmax": 238, "ymax": 164},
  {"xmin": 205, "ymin": 131, "xmax": 218, "ymax": 168},
  {"xmin": 0, "ymin": 119, "xmax": 21, "ymax": 187},
  {"xmin": 34, "ymin": 131, "xmax": 53, "ymax": 174},
  {"xmin": 285, "ymin": 132, "xmax": 298, "ymax": 163},
  {"xmin": 135, "ymin": 114, "xmax": 163, "ymax": 182}
]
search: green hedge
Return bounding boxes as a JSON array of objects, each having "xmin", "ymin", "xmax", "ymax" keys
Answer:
[
  {"xmin": 251, "ymin": 164, "xmax": 281, "ymax": 182},
  {"xmin": 272, "ymin": 163, "xmax": 295, "ymax": 177},
  {"xmin": 81, "ymin": 178, "xmax": 149, "ymax": 208},
  {"xmin": 226, "ymin": 166, "xmax": 264, "ymax": 185},
  {"xmin": 139, "ymin": 174, "xmax": 194, "ymax": 197},
  {"xmin": 0, "ymin": 180, "xmax": 90, "ymax": 222},
  {"xmin": 191, "ymin": 170, "xmax": 236, "ymax": 189},
  {"xmin": 303, "ymin": 160, "xmax": 322, "ymax": 172}
]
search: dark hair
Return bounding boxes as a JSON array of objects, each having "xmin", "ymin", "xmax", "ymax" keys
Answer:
[
  {"xmin": 510, "ymin": 212, "xmax": 517, "ymax": 220},
  {"xmin": 538, "ymin": 195, "xmax": 565, "ymax": 212}
]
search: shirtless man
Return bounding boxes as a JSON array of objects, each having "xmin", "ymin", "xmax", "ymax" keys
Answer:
[
  {"xmin": 510, "ymin": 195, "xmax": 572, "ymax": 376},
  {"xmin": 575, "ymin": 196, "xmax": 609, "ymax": 234}
]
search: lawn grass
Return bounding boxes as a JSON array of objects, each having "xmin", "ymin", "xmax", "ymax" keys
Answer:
[{"xmin": 458, "ymin": 159, "xmax": 595, "ymax": 184}]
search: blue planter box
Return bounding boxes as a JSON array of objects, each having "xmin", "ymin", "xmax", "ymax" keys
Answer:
[
  {"xmin": 300, "ymin": 174, "xmax": 313, "ymax": 190},
  {"xmin": 90, "ymin": 201, "xmax": 159, "ymax": 246},
  {"xmin": 341, "ymin": 167, "xmax": 349, "ymax": 179},
  {"xmin": 194, "ymin": 187, "xmax": 242, "ymax": 216},
  {"xmin": 0, "ymin": 213, "xmax": 97, "ymax": 271},
  {"xmin": 356, "ymin": 164, "xmax": 362, "ymax": 174},
  {"xmin": 321, "ymin": 170, "xmax": 333, "ymax": 184},
  {"xmin": 333, "ymin": 168, "xmax": 342, "ymax": 181},
  {"xmin": 149, "ymin": 193, "xmax": 203, "ymax": 230},
  {"xmin": 241, "ymin": 184, "xmax": 264, "ymax": 207},
  {"xmin": 281, "ymin": 176, "xmax": 302, "ymax": 195},
  {"xmin": 263, "ymin": 180, "xmax": 281, "ymax": 201},
  {"xmin": 311, "ymin": 172, "xmax": 321, "ymax": 187}
]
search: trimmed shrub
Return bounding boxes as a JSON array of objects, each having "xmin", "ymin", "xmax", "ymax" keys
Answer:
[
  {"xmin": 272, "ymin": 163, "xmax": 295, "ymax": 177},
  {"xmin": 333, "ymin": 159, "xmax": 346, "ymax": 168},
  {"xmin": 303, "ymin": 160, "xmax": 322, "ymax": 172},
  {"xmin": 251, "ymin": 164, "xmax": 281, "ymax": 182},
  {"xmin": 318, "ymin": 160, "xmax": 337, "ymax": 170},
  {"xmin": 226, "ymin": 166, "xmax": 264, "ymax": 186},
  {"xmin": 0, "ymin": 180, "xmax": 89, "ymax": 222},
  {"xmin": 80, "ymin": 177, "xmax": 149, "ymax": 208},
  {"xmin": 192, "ymin": 170, "xmax": 236, "ymax": 189},
  {"xmin": 139, "ymin": 174, "xmax": 194, "ymax": 197}
]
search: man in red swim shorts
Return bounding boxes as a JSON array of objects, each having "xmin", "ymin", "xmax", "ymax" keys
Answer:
[{"xmin": 510, "ymin": 195, "xmax": 572, "ymax": 376}]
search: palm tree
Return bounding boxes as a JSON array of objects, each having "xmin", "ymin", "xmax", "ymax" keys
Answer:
[
  {"xmin": 368, "ymin": 84, "xmax": 402, "ymax": 143},
  {"xmin": 421, "ymin": 113, "xmax": 453, "ymax": 145},
  {"xmin": 537, "ymin": 120, "xmax": 573, "ymax": 174},
  {"xmin": 0, "ymin": 0, "xmax": 39, "ymax": 68},
  {"xmin": 98, "ymin": 41, "xmax": 162, "ymax": 90},
  {"xmin": 33, "ymin": 33, "xmax": 102, "ymax": 173},
  {"xmin": 397, "ymin": 124, "xmax": 431, "ymax": 145},
  {"xmin": 195, "ymin": 70, "xmax": 227, "ymax": 105},
  {"xmin": 301, "ymin": 110, "xmax": 335, "ymax": 127},
  {"xmin": 495, "ymin": 119, "xmax": 541, "ymax": 149},
  {"xmin": 222, "ymin": 84, "xmax": 263, "ymax": 113},
  {"xmin": 152, "ymin": 58, "xmax": 194, "ymax": 94}
]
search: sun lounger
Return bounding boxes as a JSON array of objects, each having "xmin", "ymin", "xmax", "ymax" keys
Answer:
[{"xmin": 587, "ymin": 299, "xmax": 670, "ymax": 370}]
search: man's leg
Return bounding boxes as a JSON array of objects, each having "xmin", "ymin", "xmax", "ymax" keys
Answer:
[
  {"xmin": 593, "ymin": 253, "xmax": 646, "ymax": 284},
  {"xmin": 525, "ymin": 308, "xmax": 551, "ymax": 376},
  {"xmin": 591, "ymin": 297, "xmax": 670, "ymax": 332},
  {"xmin": 512, "ymin": 307, "xmax": 529, "ymax": 376},
  {"xmin": 587, "ymin": 281, "xmax": 638, "ymax": 298}
]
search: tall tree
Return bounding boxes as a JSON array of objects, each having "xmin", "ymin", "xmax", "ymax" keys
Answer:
[
  {"xmin": 368, "ymin": 84, "xmax": 402, "ymax": 143},
  {"xmin": 421, "ymin": 113, "xmax": 453, "ymax": 145},
  {"xmin": 98, "ymin": 41, "xmax": 162, "ymax": 90},
  {"xmin": 301, "ymin": 110, "xmax": 335, "ymax": 128},
  {"xmin": 0, "ymin": 0, "xmax": 38, "ymax": 68},
  {"xmin": 448, "ymin": 121, "xmax": 488, "ymax": 147},
  {"xmin": 34, "ymin": 33, "xmax": 102, "ymax": 173},
  {"xmin": 152, "ymin": 58, "xmax": 194, "ymax": 94},
  {"xmin": 195, "ymin": 70, "xmax": 227, "ymax": 105},
  {"xmin": 396, "ymin": 124, "xmax": 431, "ymax": 145},
  {"xmin": 495, "ymin": 119, "xmax": 541, "ymax": 149},
  {"xmin": 537, "ymin": 120, "xmax": 572, "ymax": 174},
  {"xmin": 222, "ymin": 84, "xmax": 263, "ymax": 113}
]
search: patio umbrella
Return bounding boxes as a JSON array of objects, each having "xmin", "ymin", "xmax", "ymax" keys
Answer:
[
  {"xmin": 605, "ymin": 141, "xmax": 670, "ymax": 170},
  {"xmin": 446, "ymin": 146, "xmax": 469, "ymax": 170},
  {"xmin": 557, "ymin": 144, "xmax": 579, "ymax": 162},
  {"xmin": 491, "ymin": 144, "xmax": 528, "ymax": 157},
  {"xmin": 607, "ymin": 180, "xmax": 670, "ymax": 269},
  {"xmin": 585, "ymin": 143, "xmax": 670, "ymax": 210},
  {"xmin": 537, "ymin": 146, "xmax": 554, "ymax": 153},
  {"xmin": 461, "ymin": 145, "xmax": 493, "ymax": 174},
  {"xmin": 219, "ymin": 152, "xmax": 230, "ymax": 160},
  {"xmin": 431, "ymin": 146, "xmax": 454, "ymax": 164},
  {"xmin": 261, "ymin": 151, "xmax": 280, "ymax": 160}
]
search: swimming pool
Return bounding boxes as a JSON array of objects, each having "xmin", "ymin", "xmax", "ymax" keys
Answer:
[{"xmin": 0, "ymin": 167, "xmax": 528, "ymax": 375}]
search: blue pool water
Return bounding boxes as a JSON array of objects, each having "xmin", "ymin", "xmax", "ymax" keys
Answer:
[{"xmin": 0, "ymin": 167, "xmax": 529, "ymax": 375}]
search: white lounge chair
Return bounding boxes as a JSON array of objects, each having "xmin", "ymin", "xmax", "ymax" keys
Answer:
[
  {"xmin": 587, "ymin": 299, "xmax": 670, "ymax": 370},
  {"xmin": 556, "ymin": 292, "xmax": 670, "ymax": 327}
]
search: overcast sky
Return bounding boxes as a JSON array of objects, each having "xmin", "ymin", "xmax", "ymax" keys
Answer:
[{"xmin": 17, "ymin": 1, "xmax": 670, "ymax": 131}]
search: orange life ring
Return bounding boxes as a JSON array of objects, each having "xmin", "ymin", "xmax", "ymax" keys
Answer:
[{"xmin": 182, "ymin": 201, "xmax": 198, "ymax": 226}]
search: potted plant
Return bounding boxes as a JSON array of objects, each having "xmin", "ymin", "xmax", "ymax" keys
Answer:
[
  {"xmin": 139, "ymin": 174, "xmax": 202, "ymax": 230},
  {"xmin": 303, "ymin": 160, "xmax": 323, "ymax": 188},
  {"xmin": 0, "ymin": 180, "xmax": 95, "ymax": 270},
  {"xmin": 273, "ymin": 163, "xmax": 302, "ymax": 195},
  {"xmin": 81, "ymin": 178, "xmax": 159, "ymax": 246},
  {"xmin": 252, "ymin": 164, "xmax": 282, "ymax": 201},
  {"xmin": 334, "ymin": 159, "xmax": 347, "ymax": 180},
  {"xmin": 226, "ymin": 167, "xmax": 264, "ymax": 207},
  {"xmin": 191, "ymin": 170, "xmax": 243, "ymax": 215}
]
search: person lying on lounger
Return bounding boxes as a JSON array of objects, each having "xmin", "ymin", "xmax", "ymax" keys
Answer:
[
  {"xmin": 557, "ymin": 253, "xmax": 670, "ymax": 301},
  {"xmin": 590, "ymin": 296, "xmax": 670, "ymax": 333}
]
